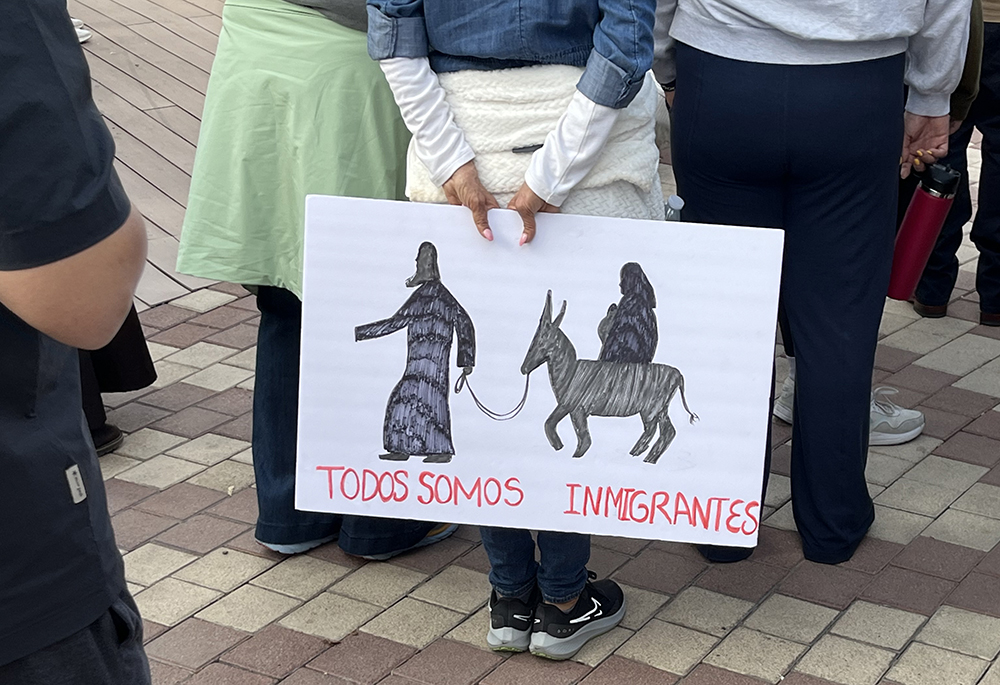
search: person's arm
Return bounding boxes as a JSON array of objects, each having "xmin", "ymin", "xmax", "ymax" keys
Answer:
[
  {"xmin": 367, "ymin": 1, "xmax": 497, "ymax": 239},
  {"xmin": 511, "ymin": 0, "xmax": 657, "ymax": 242},
  {"xmin": 0, "ymin": 1, "xmax": 147, "ymax": 349},
  {"xmin": 520, "ymin": 93, "xmax": 620, "ymax": 208},
  {"xmin": 376, "ymin": 58, "xmax": 475, "ymax": 191},
  {"xmin": 905, "ymin": 0, "xmax": 972, "ymax": 116},
  {"xmin": 652, "ymin": 0, "xmax": 679, "ymax": 88},
  {"xmin": 0, "ymin": 208, "xmax": 146, "ymax": 350},
  {"xmin": 900, "ymin": 0, "xmax": 972, "ymax": 178},
  {"xmin": 367, "ymin": 0, "xmax": 469, "ymax": 187},
  {"xmin": 579, "ymin": 0, "xmax": 658, "ymax": 111}
]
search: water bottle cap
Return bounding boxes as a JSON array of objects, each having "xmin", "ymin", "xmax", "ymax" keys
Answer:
[
  {"xmin": 667, "ymin": 195, "xmax": 685, "ymax": 210},
  {"xmin": 917, "ymin": 163, "xmax": 961, "ymax": 198}
]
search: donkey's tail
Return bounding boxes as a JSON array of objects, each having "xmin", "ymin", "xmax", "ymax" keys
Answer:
[{"xmin": 678, "ymin": 374, "xmax": 699, "ymax": 424}]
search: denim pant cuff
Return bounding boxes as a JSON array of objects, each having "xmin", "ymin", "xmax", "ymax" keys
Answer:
[
  {"xmin": 255, "ymin": 518, "xmax": 341, "ymax": 546},
  {"xmin": 493, "ymin": 579, "xmax": 537, "ymax": 601},
  {"xmin": 338, "ymin": 520, "xmax": 435, "ymax": 557},
  {"xmin": 541, "ymin": 584, "xmax": 587, "ymax": 605}
]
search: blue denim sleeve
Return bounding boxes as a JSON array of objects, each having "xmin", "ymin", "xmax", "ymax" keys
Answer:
[
  {"xmin": 577, "ymin": 0, "xmax": 656, "ymax": 109},
  {"xmin": 366, "ymin": 0, "xmax": 429, "ymax": 60}
]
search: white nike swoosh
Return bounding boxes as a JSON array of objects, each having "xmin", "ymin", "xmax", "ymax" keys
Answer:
[
  {"xmin": 569, "ymin": 598, "xmax": 602, "ymax": 624},
  {"xmin": 512, "ymin": 614, "xmax": 532, "ymax": 622}
]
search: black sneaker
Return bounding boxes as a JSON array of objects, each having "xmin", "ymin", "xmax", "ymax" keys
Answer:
[
  {"xmin": 487, "ymin": 586, "xmax": 540, "ymax": 653},
  {"xmin": 530, "ymin": 572, "xmax": 626, "ymax": 660},
  {"xmin": 91, "ymin": 423, "xmax": 124, "ymax": 457}
]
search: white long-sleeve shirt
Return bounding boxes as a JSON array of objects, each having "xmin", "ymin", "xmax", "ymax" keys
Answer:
[
  {"xmin": 379, "ymin": 57, "xmax": 620, "ymax": 206},
  {"xmin": 653, "ymin": 0, "xmax": 972, "ymax": 116}
]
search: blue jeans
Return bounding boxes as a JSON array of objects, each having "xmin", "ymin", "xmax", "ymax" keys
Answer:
[
  {"xmin": 253, "ymin": 286, "xmax": 434, "ymax": 555},
  {"xmin": 479, "ymin": 527, "xmax": 590, "ymax": 603},
  {"xmin": 914, "ymin": 22, "xmax": 1000, "ymax": 313}
]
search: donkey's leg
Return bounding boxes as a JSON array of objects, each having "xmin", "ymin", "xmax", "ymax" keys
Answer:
[
  {"xmin": 569, "ymin": 410, "xmax": 592, "ymax": 458},
  {"xmin": 630, "ymin": 412, "xmax": 658, "ymax": 456},
  {"xmin": 544, "ymin": 406, "xmax": 570, "ymax": 451},
  {"xmin": 644, "ymin": 414, "xmax": 676, "ymax": 464}
]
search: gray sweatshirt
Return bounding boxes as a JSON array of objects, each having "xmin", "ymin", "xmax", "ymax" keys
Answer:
[{"xmin": 654, "ymin": 0, "xmax": 972, "ymax": 116}]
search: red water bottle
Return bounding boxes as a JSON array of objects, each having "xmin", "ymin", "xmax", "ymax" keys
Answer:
[{"xmin": 888, "ymin": 163, "xmax": 961, "ymax": 301}]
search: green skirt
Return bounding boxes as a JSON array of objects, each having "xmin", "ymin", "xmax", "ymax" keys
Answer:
[{"xmin": 176, "ymin": 0, "xmax": 410, "ymax": 299}]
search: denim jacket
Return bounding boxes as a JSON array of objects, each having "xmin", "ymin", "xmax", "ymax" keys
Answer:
[{"xmin": 366, "ymin": 0, "xmax": 656, "ymax": 109}]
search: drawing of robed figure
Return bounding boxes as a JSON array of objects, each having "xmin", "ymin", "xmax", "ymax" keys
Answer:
[
  {"xmin": 598, "ymin": 262, "xmax": 658, "ymax": 364},
  {"xmin": 355, "ymin": 242, "xmax": 476, "ymax": 464}
]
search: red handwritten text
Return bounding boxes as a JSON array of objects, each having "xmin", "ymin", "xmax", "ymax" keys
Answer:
[
  {"xmin": 564, "ymin": 483, "xmax": 759, "ymax": 535},
  {"xmin": 316, "ymin": 466, "xmax": 523, "ymax": 509}
]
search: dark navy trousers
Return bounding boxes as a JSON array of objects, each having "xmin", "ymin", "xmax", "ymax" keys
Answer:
[
  {"xmin": 0, "ymin": 591, "xmax": 150, "ymax": 684},
  {"xmin": 253, "ymin": 286, "xmax": 435, "ymax": 554},
  {"xmin": 671, "ymin": 45, "xmax": 903, "ymax": 563}
]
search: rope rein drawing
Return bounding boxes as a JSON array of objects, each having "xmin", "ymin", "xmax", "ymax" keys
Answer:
[{"xmin": 454, "ymin": 370, "xmax": 530, "ymax": 421}]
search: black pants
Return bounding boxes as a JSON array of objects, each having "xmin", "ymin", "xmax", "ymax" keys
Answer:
[
  {"xmin": 252, "ymin": 286, "xmax": 435, "ymax": 553},
  {"xmin": 80, "ymin": 306, "xmax": 157, "ymax": 432},
  {"xmin": 912, "ymin": 22, "xmax": 1000, "ymax": 312},
  {"xmin": 0, "ymin": 591, "xmax": 150, "ymax": 685},
  {"xmin": 672, "ymin": 45, "xmax": 902, "ymax": 563}
]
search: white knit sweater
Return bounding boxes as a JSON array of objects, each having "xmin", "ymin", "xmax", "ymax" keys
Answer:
[{"xmin": 406, "ymin": 66, "xmax": 664, "ymax": 221}]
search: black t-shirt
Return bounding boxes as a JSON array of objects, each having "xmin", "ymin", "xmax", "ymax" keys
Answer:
[{"xmin": 0, "ymin": 0, "xmax": 132, "ymax": 666}]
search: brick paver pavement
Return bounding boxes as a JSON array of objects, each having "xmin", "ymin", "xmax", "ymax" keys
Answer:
[{"xmin": 99, "ymin": 268, "xmax": 1000, "ymax": 685}]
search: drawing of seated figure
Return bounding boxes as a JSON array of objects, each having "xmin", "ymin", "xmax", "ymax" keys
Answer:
[
  {"xmin": 355, "ymin": 242, "xmax": 476, "ymax": 464},
  {"xmin": 598, "ymin": 262, "xmax": 658, "ymax": 364}
]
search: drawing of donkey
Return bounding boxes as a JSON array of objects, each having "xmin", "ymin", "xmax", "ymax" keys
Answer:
[{"xmin": 521, "ymin": 291, "xmax": 698, "ymax": 464}]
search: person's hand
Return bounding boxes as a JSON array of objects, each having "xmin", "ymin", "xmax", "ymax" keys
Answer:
[
  {"xmin": 508, "ymin": 182, "xmax": 559, "ymax": 245},
  {"xmin": 949, "ymin": 118, "xmax": 963, "ymax": 135},
  {"xmin": 901, "ymin": 112, "xmax": 950, "ymax": 179},
  {"xmin": 442, "ymin": 160, "xmax": 500, "ymax": 240}
]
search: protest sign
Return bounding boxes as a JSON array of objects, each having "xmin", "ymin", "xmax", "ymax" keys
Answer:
[{"xmin": 297, "ymin": 196, "xmax": 783, "ymax": 546}]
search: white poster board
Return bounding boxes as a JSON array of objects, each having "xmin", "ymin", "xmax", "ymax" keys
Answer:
[{"xmin": 297, "ymin": 196, "xmax": 783, "ymax": 546}]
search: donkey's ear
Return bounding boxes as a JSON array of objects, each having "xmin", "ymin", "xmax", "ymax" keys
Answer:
[
  {"xmin": 541, "ymin": 290, "xmax": 553, "ymax": 323},
  {"xmin": 553, "ymin": 300, "xmax": 567, "ymax": 328}
]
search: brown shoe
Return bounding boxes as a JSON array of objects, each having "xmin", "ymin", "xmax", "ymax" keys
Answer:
[
  {"xmin": 981, "ymin": 311, "xmax": 1000, "ymax": 327},
  {"xmin": 913, "ymin": 300, "xmax": 948, "ymax": 319}
]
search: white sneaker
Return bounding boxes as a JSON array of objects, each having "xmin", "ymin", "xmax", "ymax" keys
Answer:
[
  {"xmin": 869, "ymin": 387, "xmax": 925, "ymax": 446},
  {"xmin": 76, "ymin": 26, "xmax": 92, "ymax": 43},
  {"xmin": 772, "ymin": 377, "xmax": 925, "ymax": 447},
  {"xmin": 773, "ymin": 374, "xmax": 794, "ymax": 424},
  {"xmin": 72, "ymin": 17, "xmax": 85, "ymax": 28}
]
